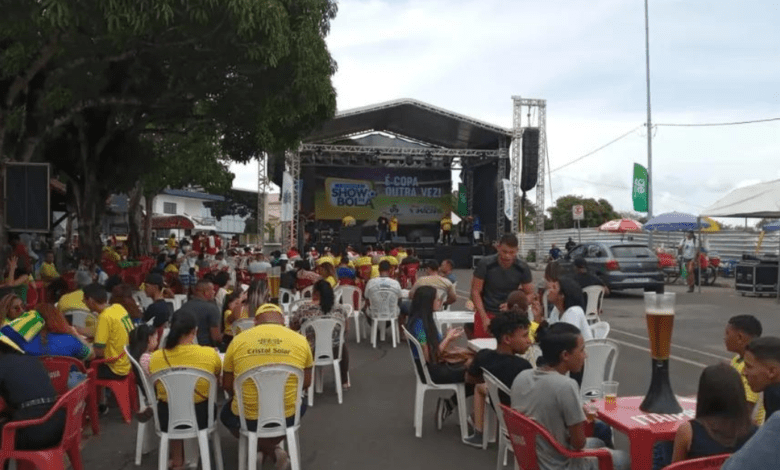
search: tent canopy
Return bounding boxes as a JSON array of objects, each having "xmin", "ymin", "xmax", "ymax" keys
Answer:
[{"xmin": 702, "ymin": 179, "xmax": 780, "ymax": 218}]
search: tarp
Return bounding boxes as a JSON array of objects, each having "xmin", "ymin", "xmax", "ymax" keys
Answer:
[{"xmin": 702, "ymin": 179, "xmax": 780, "ymax": 218}]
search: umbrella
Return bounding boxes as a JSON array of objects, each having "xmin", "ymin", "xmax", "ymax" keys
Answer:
[
  {"xmin": 700, "ymin": 217, "xmax": 720, "ymax": 233},
  {"xmin": 763, "ymin": 220, "xmax": 780, "ymax": 232},
  {"xmin": 643, "ymin": 212, "xmax": 710, "ymax": 232},
  {"xmin": 598, "ymin": 218, "xmax": 643, "ymax": 233}
]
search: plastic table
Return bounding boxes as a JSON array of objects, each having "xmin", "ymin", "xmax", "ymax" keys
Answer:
[
  {"xmin": 467, "ymin": 338, "xmax": 497, "ymax": 352},
  {"xmin": 595, "ymin": 396, "xmax": 696, "ymax": 470},
  {"xmin": 434, "ymin": 310, "xmax": 474, "ymax": 334}
]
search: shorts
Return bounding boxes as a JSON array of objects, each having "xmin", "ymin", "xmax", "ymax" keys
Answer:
[
  {"xmin": 97, "ymin": 363, "xmax": 127, "ymax": 380},
  {"xmin": 158, "ymin": 400, "xmax": 212, "ymax": 431},
  {"xmin": 8, "ymin": 404, "xmax": 65, "ymax": 450},
  {"xmin": 472, "ymin": 312, "xmax": 497, "ymax": 339},
  {"xmin": 220, "ymin": 401, "xmax": 306, "ymax": 431}
]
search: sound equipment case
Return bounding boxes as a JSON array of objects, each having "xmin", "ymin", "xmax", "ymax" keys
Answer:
[{"xmin": 735, "ymin": 260, "xmax": 778, "ymax": 296}]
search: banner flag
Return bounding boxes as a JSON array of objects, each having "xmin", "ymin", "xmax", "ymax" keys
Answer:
[
  {"xmin": 502, "ymin": 179, "xmax": 514, "ymax": 221},
  {"xmin": 632, "ymin": 163, "xmax": 649, "ymax": 212},
  {"xmin": 457, "ymin": 183, "xmax": 468, "ymax": 216},
  {"xmin": 281, "ymin": 171, "xmax": 294, "ymax": 222}
]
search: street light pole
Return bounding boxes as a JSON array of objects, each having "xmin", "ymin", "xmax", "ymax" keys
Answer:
[{"xmin": 645, "ymin": 0, "xmax": 654, "ymax": 248}]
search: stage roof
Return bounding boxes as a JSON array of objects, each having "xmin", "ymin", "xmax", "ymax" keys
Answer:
[{"xmin": 304, "ymin": 99, "xmax": 512, "ymax": 150}]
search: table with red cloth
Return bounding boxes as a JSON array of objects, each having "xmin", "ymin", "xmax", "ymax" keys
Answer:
[{"xmin": 595, "ymin": 396, "xmax": 696, "ymax": 470}]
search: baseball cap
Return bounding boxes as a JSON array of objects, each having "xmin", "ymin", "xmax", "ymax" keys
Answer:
[
  {"xmin": 145, "ymin": 273, "xmax": 165, "ymax": 287},
  {"xmin": 255, "ymin": 303, "xmax": 283, "ymax": 316}
]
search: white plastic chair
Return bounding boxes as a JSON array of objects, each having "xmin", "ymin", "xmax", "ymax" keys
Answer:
[
  {"xmin": 175, "ymin": 294, "xmax": 188, "ymax": 309},
  {"xmin": 332, "ymin": 286, "xmax": 343, "ymax": 305},
  {"xmin": 234, "ymin": 365, "xmax": 304, "ymax": 470},
  {"xmin": 149, "ymin": 368, "xmax": 224, "ymax": 470},
  {"xmin": 299, "ymin": 285, "xmax": 314, "ymax": 300},
  {"xmin": 435, "ymin": 287, "xmax": 450, "ymax": 311},
  {"xmin": 582, "ymin": 285, "xmax": 605, "ymax": 324},
  {"xmin": 337, "ymin": 285, "xmax": 367, "ymax": 343},
  {"xmin": 232, "ymin": 318, "xmax": 256, "ymax": 336},
  {"xmin": 483, "ymin": 369, "xmax": 517, "ymax": 470},
  {"xmin": 159, "ymin": 328, "xmax": 170, "ymax": 350},
  {"xmin": 581, "ymin": 339, "xmax": 619, "ymax": 400},
  {"xmin": 300, "ymin": 316, "xmax": 346, "ymax": 406},
  {"xmin": 402, "ymin": 326, "xmax": 469, "ymax": 440},
  {"xmin": 69, "ymin": 309, "xmax": 95, "ymax": 328},
  {"xmin": 125, "ymin": 347, "xmax": 157, "ymax": 466},
  {"xmin": 365, "ymin": 287, "xmax": 401, "ymax": 348},
  {"xmin": 590, "ymin": 321, "xmax": 611, "ymax": 339},
  {"xmin": 134, "ymin": 291, "xmax": 153, "ymax": 310},
  {"xmin": 278, "ymin": 288, "xmax": 297, "ymax": 315}
]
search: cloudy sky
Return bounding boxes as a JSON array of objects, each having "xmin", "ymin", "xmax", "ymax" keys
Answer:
[{"xmin": 231, "ymin": 0, "xmax": 780, "ymax": 221}]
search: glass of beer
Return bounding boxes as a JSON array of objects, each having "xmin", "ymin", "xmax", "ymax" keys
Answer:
[
  {"xmin": 269, "ymin": 267, "xmax": 281, "ymax": 300},
  {"xmin": 602, "ymin": 381, "xmax": 619, "ymax": 409},
  {"xmin": 584, "ymin": 401, "xmax": 599, "ymax": 422},
  {"xmin": 645, "ymin": 292, "xmax": 676, "ymax": 360}
]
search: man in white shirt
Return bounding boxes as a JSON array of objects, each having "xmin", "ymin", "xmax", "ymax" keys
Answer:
[
  {"xmin": 678, "ymin": 231, "xmax": 698, "ymax": 293},
  {"xmin": 248, "ymin": 252, "xmax": 272, "ymax": 274},
  {"xmin": 409, "ymin": 260, "xmax": 456, "ymax": 306},
  {"xmin": 364, "ymin": 260, "xmax": 402, "ymax": 317}
]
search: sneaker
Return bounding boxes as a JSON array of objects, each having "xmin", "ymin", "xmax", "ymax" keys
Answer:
[{"xmin": 463, "ymin": 431, "xmax": 484, "ymax": 448}]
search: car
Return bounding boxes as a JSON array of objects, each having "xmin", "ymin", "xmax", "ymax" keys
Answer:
[{"xmin": 558, "ymin": 241, "xmax": 664, "ymax": 294}]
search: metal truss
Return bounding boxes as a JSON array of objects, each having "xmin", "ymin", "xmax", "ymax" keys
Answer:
[
  {"xmin": 300, "ymin": 143, "xmax": 500, "ymax": 157},
  {"xmin": 283, "ymin": 149, "xmax": 301, "ymax": 251},
  {"xmin": 256, "ymin": 152, "xmax": 269, "ymax": 249},
  {"xmin": 497, "ymin": 139, "xmax": 509, "ymax": 240},
  {"xmin": 512, "ymin": 96, "xmax": 548, "ymax": 268}
]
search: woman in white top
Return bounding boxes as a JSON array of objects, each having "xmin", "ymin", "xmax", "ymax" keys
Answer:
[{"xmin": 547, "ymin": 276, "xmax": 593, "ymax": 341}]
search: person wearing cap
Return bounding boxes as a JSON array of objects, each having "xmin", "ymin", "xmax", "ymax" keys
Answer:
[
  {"xmin": 572, "ymin": 257, "xmax": 609, "ymax": 295},
  {"xmin": 221, "ymin": 303, "xmax": 313, "ymax": 468},
  {"xmin": 142, "ymin": 273, "xmax": 173, "ymax": 330}
]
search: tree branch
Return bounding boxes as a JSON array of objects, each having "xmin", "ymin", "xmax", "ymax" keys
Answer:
[{"xmin": 4, "ymin": 35, "xmax": 60, "ymax": 109}]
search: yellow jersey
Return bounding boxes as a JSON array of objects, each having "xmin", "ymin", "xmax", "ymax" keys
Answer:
[
  {"xmin": 58, "ymin": 290, "xmax": 88, "ymax": 312},
  {"xmin": 441, "ymin": 218, "xmax": 452, "ymax": 231},
  {"xmin": 370, "ymin": 265, "xmax": 380, "ymax": 279},
  {"xmin": 224, "ymin": 308, "xmax": 249, "ymax": 333},
  {"xmin": 380, "ymin": 255, "xmax": 398, "ymax": 266},
  {"xmin": 224, "ymin": 324, "xmax": 313, "ymax": 419},
  {"xmin": 325, "ymin": 276, "xmax": 337, "ymax": 288},
  {"xmin": 389, "ymin": 217, "xmax": 398, "ymax": 232},
  {"xmin": 354, "ymin": 256, "xmax": 372, "ymax": 268},
  {"xmin": 39, "ymin": 262, "xmax": 59, "ymax": 281},
  {"xmin": 316, "ymin": 255, "xmax": 336, "ymax": 267},
  {"xmin": 149, "ymin": 344, "xmax": 222, "ymax": 403},
  {"xmin": 732, "ymin": 355, "xmax": 765, "ymax": 425},
  {"xmin": 164, "ymin": 263, "xmax": 179, "ymax": 273},
  {"xmin": 94, "ymin": 304, "xmax": 133, "ymax": 376}
]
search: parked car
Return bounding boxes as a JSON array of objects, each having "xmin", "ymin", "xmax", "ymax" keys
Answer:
[{"xmin": 558, "ymin": 241, "xmax": 664, "ymax": 294}]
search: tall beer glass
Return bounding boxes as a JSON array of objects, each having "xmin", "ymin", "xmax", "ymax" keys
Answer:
[
  {"xmin": 640, "ymin": 292, "xmax": 682, "ymax": 413},
  {"xmin": 269, "ymin": 266, "xmax": 281, "ymax": 300}
]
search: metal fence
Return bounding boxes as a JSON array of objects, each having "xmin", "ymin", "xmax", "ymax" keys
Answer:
[{"xmin": 517, "ymin": 228, "xmax": 780, "ymax": 263}]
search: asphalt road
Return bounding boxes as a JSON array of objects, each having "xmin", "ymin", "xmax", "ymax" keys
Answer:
[{"xmin": 81, "ymin": 269, "xmax": 780, "ymax": 469}]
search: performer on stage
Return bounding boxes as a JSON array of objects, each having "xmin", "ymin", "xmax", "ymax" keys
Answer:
[
  {"xmin": 389, "ymin": 215, "xmax": 398, "ymax": 240},
  {"xmin": 440, "ymin": 214, "xmax": 453, "ymax": 245}
]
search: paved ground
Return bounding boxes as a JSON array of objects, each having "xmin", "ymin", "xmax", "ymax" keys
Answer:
[{"xmin": 81, "ymin": 268, "xmax": 780, "ymax": 469}]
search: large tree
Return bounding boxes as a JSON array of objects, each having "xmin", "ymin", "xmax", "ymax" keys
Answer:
[
  {"xmin": 1, "ymin": 0, "xmax": 338, "ymax": 259},
  {"xmin": 546, "ymin": 195, "xmax": 620, "ymax": 230}
]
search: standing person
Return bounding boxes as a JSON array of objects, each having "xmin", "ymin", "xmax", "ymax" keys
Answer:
[
  {"xmin": 221, "ymin": 304, "xmax": 313, "ymax": 468},
  {"xmin": 389, "ymin": 215, "xmax": 399, "ymax": 240},
  {"xmin": 565, "ymin": 237, "xmax": 577, "ymax": 253},
  {"xmin": 742, "ymin": 336, "xmax": 780, "ymax": 420},
  {"xmin": 376, "ymin": 214, "xmax": 389, "ymax": 243},
  {"xmin": 679, "ymin": 231, "xmax": 698, "ymax": 293},
  {"xmin": 175, "ymin": 279, "xmax": 221, "ymax": 347},
  {"xmin": 470, "ymin": 233, "xmax": 534, "ymax": 339},
  {"xmin": 670, "ymin": 364, "xmax": 756, "ymax": 465},
  {"xmin": 549, "ymin": 243, "xmax": 562, "ymax": 261},
  {"xmin": 166, "ymin": 234, "xmax": 178, "ymax": 255},
  {"xmin": 440, "ymin": 214, "xmax": 453, "ymax": 245},
  {"xmin": 725, "ymin": 315, "xmax": 765, "ymax": 424},
  {"xmin": 511, "ymin": 322, "xmax": 630, "ymax": 470}
]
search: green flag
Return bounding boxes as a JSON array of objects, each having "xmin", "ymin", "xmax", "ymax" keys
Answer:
[
  {"xmin": 457, "ymin": 183, "xmax": 468, "ymax": 216},
  {"xmin": 632, "ymin": 163, "xmax": 648, "ymax": 212}
]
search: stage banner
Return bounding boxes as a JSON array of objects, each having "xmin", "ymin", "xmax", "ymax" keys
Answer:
[
  {"xmin": 632, "ymin": 163, "xmax": 648, "ymax": 212},
  {"xmin": 457, "ymin": 183, "xmax": 468, "ymax": 217},
  {"xmin": 281, "ymin": 171, "xmax": 294, "ymax": 222},
  {"xmin": 502, "ymin": 178, "xmax": 513, "ymax": 221},
  {"xmin": 314, "ymin": 167, "xmax": 451, "ymax": 223}
]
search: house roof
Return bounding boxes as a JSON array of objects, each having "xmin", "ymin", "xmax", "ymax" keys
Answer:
[{"xmin": 304, "ymin": 98, "xmax": 512, "ymax": 149}]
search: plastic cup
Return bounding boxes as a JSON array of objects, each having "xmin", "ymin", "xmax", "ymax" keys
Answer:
[{"xmin": 603, "ymin": 381, "xmax": 619, "ymax": 407}]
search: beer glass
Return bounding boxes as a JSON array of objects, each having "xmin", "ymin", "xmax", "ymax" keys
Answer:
[
  {"xmin": 640, "ymin": 292, "xmax": 682, "ymax": 413},
  {"xmin": 269, "ymin": 267, "xmax": 281, "ymax": 300}
]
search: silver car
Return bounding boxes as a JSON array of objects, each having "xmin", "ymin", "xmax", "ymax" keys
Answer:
[{"xmin": 559, "ymin": 241, "xmax": 665, "ymax": 294}]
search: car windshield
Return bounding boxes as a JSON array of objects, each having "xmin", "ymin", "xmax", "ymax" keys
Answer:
[{"xmin": 611, "ymin": 246, "xmax": 654, "ymax": 258}]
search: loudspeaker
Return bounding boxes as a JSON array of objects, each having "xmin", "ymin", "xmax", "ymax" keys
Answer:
[
  {"xmin": 361, "ymin": 236, "xmax": 378, "ymax": 245},
  {"xmin": 5, "ymin": 163, "xmax": 50, "ymax": 232},
  {"xmin": 521, "ymin": 128, "xmax": 539, "ymax": 192},
  {"xmin": 419, "ymin": 236, "xmax": 435, "ymax": 245},
  {"xmin": 340, "ymin": 226, "xmax": 362, "ymax": 247}
]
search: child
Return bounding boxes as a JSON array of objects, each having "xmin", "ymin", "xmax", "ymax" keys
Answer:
[
  {"xmin": 725, "ymin": 315, "xmax": 764, "ymax": 424},
  {"xmin": 128, "ymin": 324, "xmax": 157, "ymax": 422}
]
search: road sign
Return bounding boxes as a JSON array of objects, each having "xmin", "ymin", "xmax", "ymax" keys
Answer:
[{"xmin": 572, "ymin": 205, "xmax": 584, "ymax": 221}]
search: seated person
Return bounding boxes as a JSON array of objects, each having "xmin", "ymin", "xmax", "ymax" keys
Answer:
[
  {"xmin": 511, "ymin": 322, "xmax": 629, "ymax": 470},
  {"xmin": 22, "ymin": 304, "xmax": 94, "ymax": 361},
  {"xmin": 0, "ymin": 293, "xmax": 25, "ymax": 326},
  {"xmin": 463, "ymin": 309, "xmax": 533, "ymax": 447},
  {"xmin": 721, "ymin": 412, "xmax": 780, "ymax": 470},
  {"xmin": 83, "ymin": 283, "xmax": 132, "ymax": 381},
  {"xmin": 316, "ymin": 262, "xmax": 337, "ymax": 288},
  {"xmin": 38, "ymin": 250, "xmax": 60, "ymax": 283},
  {"xmin": 0, "ymin": 338, "xmax": 66, "ymax": 450},
  {"xmin": 439, "ymin": 259, "xmax": 457, "ymax": 285},
  {"xmin": 142, "ymin": 273, "xmax": 173, "ymax": 330},
  {"xmin": 725, "ymin": 315, "xmax": 765, "ymax": 424},
  {"xmin": 670, "ymin": 364, "xmax": 756, "ymax": 464},
  {"xmin": 743, "ymin": 336, "xmax": 780, "ymax": 420},
  {"xmin": 149, "ymin": 311, "xmax": 221, "ymax": 470},
  {"xmin": 221, "ymin": 304, "xmax": 312, "ymax": 468},
  {"xmin": 409, "ymin": 260, "xmax": 457, "ymax": 307},
  {"xmin": 221, "ymin": 289, "xmax": 248, "ymax": 349},
  {"xmin": 546, "ymin": 277, "xmax": 593, "ymax": 341}
]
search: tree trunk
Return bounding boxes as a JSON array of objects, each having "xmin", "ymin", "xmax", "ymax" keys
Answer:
[
  {"xmin": 72, "ymin": 173, "xmax": 105, "ymax": 263},
  {"xmin": 144, "ymin": 194, "xmax": 155, "ymax": 254},
  {"xmin": 127, "ymin": 182, "xmax": 144, "ymax": 258}
]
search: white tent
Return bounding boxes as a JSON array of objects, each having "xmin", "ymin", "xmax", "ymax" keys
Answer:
[{"xmin": 702, "ymin": 178, "xmax": 780, "ymax": 301}]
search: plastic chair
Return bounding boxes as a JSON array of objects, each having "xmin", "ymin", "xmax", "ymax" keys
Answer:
[
  {"xmin": 581, "ymin": 339, "xmax": 619, "ymax": 400},
  {"xmin": 233, "ymin": 365, "xmax": 304, "ymax": 470},
  {"xmin": 232, "ymin": 319, "xmax": 256, "ymax": 336},
  {"xmin": 0, "ymin": 380, "xmax": 90, "ymax": 470},
  {"xmin": 68, "ymin": 309, "xmax": 95, "ymax": 329},
  {"xmin": 125, "ymin": 347, "xmax": 157, "ymax": 466},
  {"xmin": 365, "ymin": 287, "xmax": 401, "ymax": 348},
  {"xmin": 300, "ymin": 317, "xmax": 345, "ymax": 406},
  {"xmin": 500, "ymin": 404, "xmax": 615, "ymax": 470},
  {"xmin": 402, "ymin": 326, "xmax": 469, "ymax": 440},
  {"xmin": 159, "ymin": 328, "xmax": 170, "ymax": 350},
  {"xmin": 39, "ymin": 356, "xmax": 100, "ymax": 436},
  {"xmin": 337, "ymin": 285, "xmax": 367, "ymax": 343},
  {"xmin": 278, "ymin": 288, "xmax": 297, "ymax": 315},
  {"xmin": 299, "ymin": 285, "xmax": 314, "ymax": 300},
  {"xmin": 133, "ymin": 291, "xmax": 153, "ymax": 310},
  {"xmin": 582, "ymin": 285, "xmax": 605, "ymax": 325},
  {"xmin": 590, "ymin": 321, "xmax": 611, "ymax": 340},
  {"xmin": 89, "ymin": 357, "xmax": 139, "ymax": 424},
  {"xmin": 149, "ymin": 368, "xmax": 224, "ymax": 470},
  {"xmin": 662, "ymin": 454, "xmax": 731, "ymax": 469},
  {"xmin": 483, "ymin": 370, "xmax": 515, "ymax": 469},
  {"xmin": 332, "ymin": 286, "xmax": 344, "ymax": 305}
]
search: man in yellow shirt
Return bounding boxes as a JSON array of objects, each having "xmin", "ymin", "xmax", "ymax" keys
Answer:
[
  {"xmin": 84, "ymin": 283, "xmax": 132, "ymax": 380},
  {"xmin": 440, "ymin": 214, "xmax": 453, "ymax": 245},
  {"xmin": 221, "ymin": 303, "xmax": 313, "ymax": 467},
  {"xmin": 389, "ymin": 215, "xmax": 399, "ymax": 239},
  {"xmin": 725, "ymin": 314, "xmax": 765, "ymax": 424},
  {"xmin": 38, "ymin": 251, "xmax": 59, "ymax": 283},
  {"xmin": 59, "ymin": 270, "xmax": 95, "ymax": 337},
  {"xmin": 341, "ymin": 215, "xmax": 356, "ymax": 227}
]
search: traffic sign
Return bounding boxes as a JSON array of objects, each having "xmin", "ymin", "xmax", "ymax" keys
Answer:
[{"xmin": 572, "ymin": 204, "xmax": 584, "ymax": 221}]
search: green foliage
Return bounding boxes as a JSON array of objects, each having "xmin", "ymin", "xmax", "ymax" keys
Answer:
[{"xmin": 546, "ymin": 195, "xmax": 620, "ymax": 229}]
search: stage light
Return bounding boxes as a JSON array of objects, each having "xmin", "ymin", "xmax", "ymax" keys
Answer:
[{"xmin": 425, "ymin": 151, "xmax": 433, "ymax": 167}]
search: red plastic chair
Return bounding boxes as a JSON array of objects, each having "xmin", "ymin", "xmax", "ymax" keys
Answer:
[
  {"xmin": 399, "ymin": 263, "xmax": 419, "ymax": 289},
  {"xmin": 24, "ymin": 285, "xmax": 38, "ymax": 310},
  {"xmin": 0, "ymin": 380, "xmax": 90, "ymax": 470},
  {"xmin": 663, "ymin": 454, "xmax": 731, "ymax": 470},
  {"xmin": 500, "ymin": 404, "xmax": 614, "ymax": 470},
  {"xmin": 61, "ymin": 271, "xmax": 77, "ymax": 292},
  {"xmin": 40, "ymin": 356, "xmax": 100, "ymax": 435},
  {"xmin": 89, "ymin": 358, "xmax": 138, "ymax": 424}
]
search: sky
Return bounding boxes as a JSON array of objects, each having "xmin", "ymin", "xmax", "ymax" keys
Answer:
[{"xmin": 230, "ymin": 0, "xmax": 780, "ymax": 222}]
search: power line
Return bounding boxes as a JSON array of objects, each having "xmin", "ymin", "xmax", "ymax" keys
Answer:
[
  {"xmin": 557, "ymin": 175, "xmax": 704, "ymax": 209},
  {"xmin": 656, "ymin": 117, "xmax": 780, "ymax": 127},
  {"xmin": 550, "ymin": 125, "xmax": 644, "ymax": 173}
]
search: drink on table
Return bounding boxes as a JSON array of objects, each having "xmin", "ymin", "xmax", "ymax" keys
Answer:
[
  {"xmin": 646, "ymin": 308, "xmax": 675, "ymax": 360},
  {"xmin": 269, "ymin": 267, "xmax": 281, "ymax": 299},
  {"xmin": 639, "ymin": 292, "xmax": 682, "ymax": 413},
  {"xmin": 602, "ymin": 381, "xmax": 619, "ymax": 409}
]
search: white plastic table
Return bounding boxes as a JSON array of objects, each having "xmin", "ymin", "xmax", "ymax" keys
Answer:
[
  {"xmin": 467, "ymin": 338, "xmax": 497, "ymax": 352},
  {"xmin": 434, "ymin": 310, "xmax": 474, "ymax": 334}
]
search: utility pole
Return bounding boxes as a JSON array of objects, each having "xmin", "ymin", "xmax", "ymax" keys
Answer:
[{"xmin": 645, "ymin": 0, "xmax": 654, "ymax": 248}]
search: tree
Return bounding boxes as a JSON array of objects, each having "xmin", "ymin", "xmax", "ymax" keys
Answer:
[
  {"xmin": 1, "ymin": 0, "xmax": 338, "ymax": 259},
  {"xmin": 546, "ymin": 195, "xmax": 620, "ymax": 229}
]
